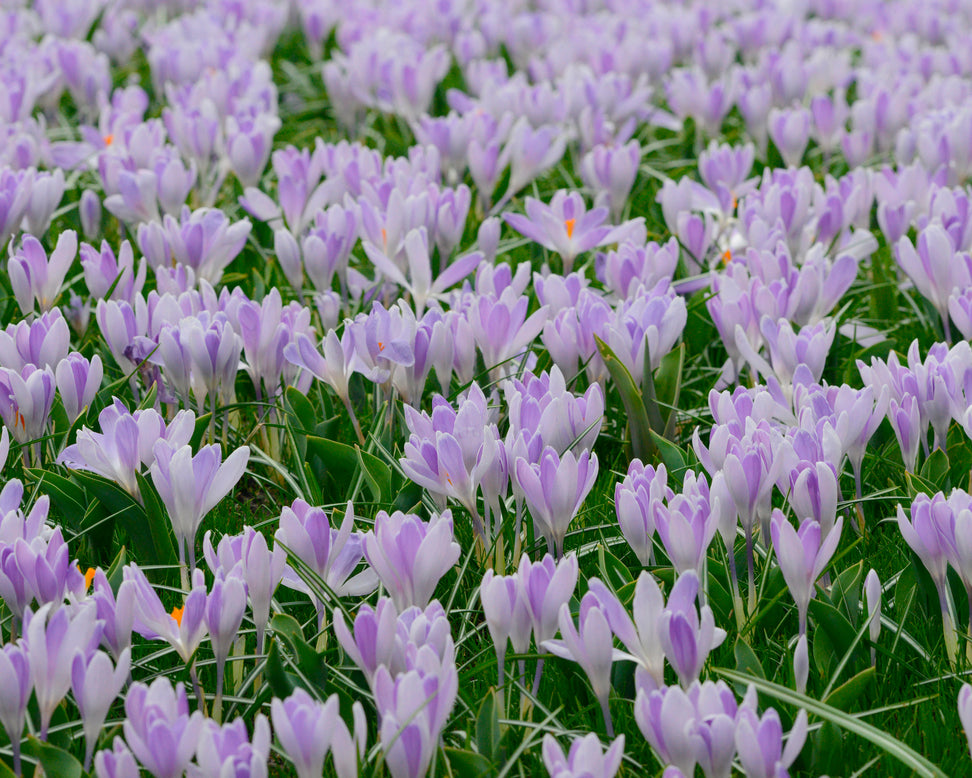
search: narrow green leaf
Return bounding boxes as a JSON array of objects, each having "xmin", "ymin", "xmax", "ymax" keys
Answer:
[
  {"xmin": 475, "ymin": 690, "xmax": 502, "ymax": 762},
  {"xmin": 443, "ymin": 747, "xmax": 494, "ymax": 777},
  {"xmin": 594, "ymin": 335, "xmax": 654, "ymax": 460},
  {"xmin": 597, "ymin": 543, "xmax": 633, "ymax": 592},
  {"xmin": 713, "ymin": 668, "xmax": 947, "ymax": 778},
  {"xmin": 653, "ymin": 342, "xmax": 684, "ymax": 437},
  {"xmin": 285, "ymin": 386, "xmax": 318, "ymax": 432}
]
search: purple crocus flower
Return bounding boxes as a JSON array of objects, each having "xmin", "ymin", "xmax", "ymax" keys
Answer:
[
  {"xmin": 0, "ymin": 365, "xmax": 56, "ymax": 446},
  {"xmin": 734, "ymin": 700, "xmax": 808, "ymax": 778},
  {"xmin": 80, "ymin": 239, "xmax": 146, "ymax": 303},
  {"xmin": 0, "ymin": 527, "xmax": 85, "ymax": 617},
  {"xmin": 125, "ymin": 564, "xmax": 208, "ymax": 664},
  {"xmin": 55, "ymin": 352, "xmax": 103, "ymax": 423},
  {"xmin": 658, "ymin": 571, "xmax": 726, "ymax": 688},
  {"xmin": 541, "ymin": 733, "xmax": 625, "ymax": 778},
  {"xmin": 347, "ymin": 301, "xmax": 417, "ymax": 385},
  {"xmin": 123, "ymin": 678, "xmax": 202, "ymax": 778},
  {"xmin": 480, "ymin": 569, "xmax": 532, "ymax": 689},
  {"xmin": 788, "ymin": 460, "xmax": 839, "ymax": 537},
  {"xmin": 504, "ymin": 191, "xmax": 614, "ymax": 273},
  {"xmin": 9, "ymin": 230, "xmax": 78, "ymax": 314},
  {"xmin": 24, "ymin": 601, "xmax": 102, "ymax": 740},
  {"xmin": 514, "ymin": 446, "xmax": 598, "ymax": 559},
  {"xmin": 616, "ymin": 460, "xmax": 671, "ymax": 566},
  {"xmin": 190, "ymin": 714, "xmax": 271, "ymax": 778},
  {"xmin": 362, "ymin": 509, "xmax": 460, "ymax": 611},
  {"xmin": 90, "ymin": 568, "xmax": 135, "ymax": 660},
  {"xmin": 72, "ymin": 647, "xmax": 131, "ymax": 769},
  {"xmin": 205, "ymin": 572, "xmax": 247, "ymax": 716},
  {"xmin": 149, "ymin": 440, "xmax": 250, "ymax": 571},
  {"xmin": 275, "ymin": 500, "xmax": 378, "ymax": 626},
  {"xmin": 80, "ymin": 189, "xmax": 102, "ymax": 239},
  {"xmin": 768, "ymin": 107, "xmax": 811, "ymax": 168},
  {"xmin": 270, "ymin": 689, "xmax": 365, "ymax": 778},
  {"xmin": 888, "ymin": 394, "xmax": 922, "ymax": 473},
  {"xmin": 771, "ymin": 510, "xmax": 843, "ymax": 636},
  {"xmin": 58, "ymin": 399, "xmax": 195, "ymax": 499},
  {"xmin": 0, "ymin": 642, "xmax": 30, "ymax": 775},
  {"xmin": 960, "ymin": 685, "xmax": 972, "ymax": 759},
  {"xmin": 653, "ymin": 471, "xmax": 719, "ymax": 579},
  {"xmin": 500, "ymin": 118, "xmax": 567, "ymax": 201},
  {"xmin": 580, "ymin": 139, "xmax": 641, "ymax": 220},
  {"xmin": 544, "ymin": 592, "xmax": 628, "ymax": 735},
  {"xmin": 94, "ymin": 738, "xmax": 140, "ymax": 778},
  {"xmin": 0, "ymin": 308, "xmax": 71, "ymax": 372}
]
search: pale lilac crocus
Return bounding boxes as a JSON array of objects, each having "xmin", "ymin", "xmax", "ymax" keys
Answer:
[
  {"xmin": 24, "ymin": 601, "xmax": 102, "ymax": 740},
  {"xmin": 55, "ymin": 352, "xmax": 103, "ymax": 423},
  {"xmin": 149, "ymin": 440, "xmax": 250, "ymax": 571},
  {"xmin": 514, "ymin": 446, "xmax": 598, "ymax": 558},
  {"xmin": 123, "ymin": 678, "xmax": 202, "ymax": 778},
  {"xmin": 0, "ymin": 642, "xmax": 30, "ymax": 775},
  {"xmin": 362, "ymin": 509, "xmax": 460, "ymax": 611},
  {"xmin": 541, "ymin": 733, "xmax": 625, "ymax": 778},
  {"xmin": 480, "ymin": 569, "xmax": 532, "ymax": 689},
  {"xmin": 9, "ymin": 230, "xmax": 78, "ymax": 314},
  {"xmin": 190, "ymin": 714, "xmax": 271, "ymax": 778},
  {"xmin": 205, "ymin": 572, "xmax": 246, "ymax": 719},
  {"xmin": 544, "ymin": 593, "xmax": 629, "ymax": 735},
  {"xmin": 734, "ymin": 701, "xmax": 808, "ymax": 778},
  {"xmin": 517, "ymin": 552, "xmax": 578, "ymax": 694},
  {"xmin": 615, "ymin": 461, "xmax": 671, "ymax": 566},
  {"xmin": 94, "ymin": 738, "xmax": 140, "ymax": 778},
  {"xmin": 271, "ymin": 690, "xmax": 365, "ymax": 778},
  {"xmin": 0, "ymin": 365, "xmax": 56, "ymax": 447},
  {"xmin": 658, "ymin": 571, "xmax": 726, "ymax": 688},
  {"xmin": 72, "ymin": 647, "xmax": 132, "ymax": 769},
  {"xmin": 960, "ymin": 685, "xmax": 972, "ymax": 759},
  {"xmin": 275, "ymin": 500, "xmax": 378, "ymax": 627},
  {"xmin": 865, "ymin": 569, "xmax": 881, "ymax": 664},
  {"xmin": 126, "ymin": 564, "xmax": 208, "ymax": 665}
]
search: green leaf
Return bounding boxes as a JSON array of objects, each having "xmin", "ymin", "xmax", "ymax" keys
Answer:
[
  {"xmin": 920, "ymin": 448, "xmax": 949, "ymax": 490},
  {"xmin": 134, "ymin": 472, "xmax": 179, "ymax": 567},
  {"xmin": 653, "ymin": 342, "xmax": 684, "ymax": 437},
  {"xmin": 809, "ymin": 599, "xmax": 857, "ymax": 661},
  {"xmin": 21, "ymin": 737, "xmax": 82, "ymax": 778},
  {"xmin": 305, "ymin": 435, "xmax": 391, "ymax": 503},
  {"xmin": 264, "ymin": 637, "xmax": 297, "ymax": 699},
  {"xmin": 443, "ymin": 747, "xmax": 494, "ymax": 778},
  {"xmin": 831, "ymin": 561, "xmax": 864, "ymax": 625},
  {"xmin": 476, "ymin": 690, "xmax": 502, "ymax": 762},
  {"xmin": 649, "ymin": 430, "xmax": 686, "ymax": 475},
  {"xmin": 714, "ymin": 668, "xmax": 947, "ymax": 778},
  {"xmin": 284, "ymin": 386, "xmax": 318, "ymax": 432},
  {"xmin": 25, "ymin": 469, "xmax": 86, "ymax": 528},
  {"xmin": 594, "ymin": 335, "xmax": 654, "ymax": 460},
  {"xmin": 597, "ymin": 543, "xmax": 633, "ymax": 592},
  {"xmin": 0, "ymin": 754, "xmax": 16, "ymax": 777},
  {"xmin": 734, "ymin": 639, "xmax": 766, "ymax": 685},
  {"xmin": 106, "ymin": 545, "xmax": 128, "ymax": 592},
  {"xmin": 269, "ymin": 613, "xmax": 328, "ymax": 690},
  {"xmin": 823, "ymin": 666, "xmax": 875, "ymax": 712}
]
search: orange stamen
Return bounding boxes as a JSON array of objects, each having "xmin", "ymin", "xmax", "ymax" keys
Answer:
[
  {"xmin": 170, "ymin": 605, "xmax": 184, "ymax": 626},
  {"xmin": 84, "ymin": 567, "xmax": 97, "ymax": 590},
  {"xmin": 565, "ymin": 218, "xmax": 576, "ymax": 239},
  {"xmin": 103, "ymin": 134, "xmax": 114, "ymax": 146},
  {"xmin": 381, "ymin": 227, "xmax": 387, "ymax": 250},
  {"xmin": 721, "ymin": 249, "xmax": 732, "ymax": 266},
  {"xmin": 378, "ymin": 340, "xmax": 385, "ymax": 352}
]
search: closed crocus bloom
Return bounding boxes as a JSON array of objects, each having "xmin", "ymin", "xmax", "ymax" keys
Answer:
[
  {"xmin": 90, "ymin": 568, "xmax": 134, "ymax": 660},
  {"xmin": 190, "ymin": 714, "xmax": 270, "ymax": 778},
  {"xmin": 333, "ymin": 597, "xmax": 402, "ymax": 684},
  {"xmin": 80, "ymin": 239, "xmax": 146, "ymax": 303},
  {"xmin": 770, "ymin": 511, "xmax": 843, "ymax": 635},
  {"xmin": 658, "ymin": 571, "xmax": 726, "ymax": 687},
  {"xmin": 615, "ymin": 460, "xmax": 671, "ymax": 566},
  {"xmin": 888, "ymin": 394, "xmax": 921, "ymax": 473},
  {"xmin": 94, "ymin": 738, "xmax": 140, "ymax": 778},
  {"xmin": 55, "ymin": 352, "xmax": 103, "ymax": 422},
  {"xmin": 9, "ymin": 230, "xmax": 78, "ymax": 314},
  {"xmin": 896, "ymin": 224, "xmax": 972, "ymax": 339},
  {"xmin": 206, "ymin": 572, "xmax": 247, "ymax": 714},
  {"xmin": 653, "ymin": 471, "xmax": 719, "ymax": 579},
  {"xmin": 72, "ymin": 648, "xmax": 131, "ymax": 769},
  {"xmin": 864, "ymin": 568, "xmax": 882, "ymax": 662},
  {"xmin": 635, "ymin": 684, "xmax": 703, "ymax": 776},
  {"xmin": 735, "ymin": 702, "xmax": 808, "ymax": 778},
  {"xmin": 787, "ymin": 460, "xmax": 839, "ymax": 537},
  {"xmin": 515, "ymin": 446, "xmax": 598, "ymax": 558},
  {"xmin": 0, "ymin": 642, "xmax": 30, "ymax": 775},
  {"xmin": 363, "ymin": 509, "xmax": 460, "ymax": 611},
  {"xmin": 149, "ymin": 439, "xmax": 250, "ymax": 570},
  {"xmin": 544, "ymin": 593, "xmax": 627, "ymax": 735},
  {"xmin": 542, "ymin": 733, "xmax": 625, "ymax": 778},
  {"xmin": 517, "ymin": 553, "xmax": 578, "ymax": 651},
  {"xmin": 768, "ymin": 107, "xmax": 811, "ymax": 167},
  {"xmin": 480, "ymin": 569, "xmax": 532, "ymax": 688},
  {"xmin": 271, "ymin": 690, "xmax": 363, "ymax": 778},
  {"xmin": 0, "ymin": 364, "xmax": 56, "ymax": 445},
  {"xmin": 759, "ymin": 317, "xmax": 836, "ymax": 385},
  {"xmin": 239, "ymin": 527, "xmax": 285, "ymax": 653},
  {"xmin": 24, "ymin": 601, "xmax": 102, "ymax": 740},
  {"xmin": 79, "ymin": 189, "xmax": 102, "ymax": 240},
  {"xmin": 123, "ymin": 678, "xmax": 202, "ymax": 778},
  {"xmin": 960, "ymin": 685, "xmax": 972, "ymax": 759},
  {"xmin": 0, "ymin": 308, "xmax": 71, "ymax": 372}
]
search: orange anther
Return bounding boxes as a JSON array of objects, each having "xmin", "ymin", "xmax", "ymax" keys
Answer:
[
  {"xmin": 103, "ymin": 134, "xmax": 114, "ymax": 146},
  {"xmin": 565, "ymin": 218, "xmax": 576, "ymax": 239},
  {"xmin": 170, "ymin": 605, "xmax": 184, "ymax": 626}
]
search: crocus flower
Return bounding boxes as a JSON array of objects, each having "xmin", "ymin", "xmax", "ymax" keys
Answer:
[
  {"xmin": 770, "ymin": 511, "xmax": 843, "ymax": 636},
  {"xmin": 276, "ymin": 500, "xmax": 377, "ymax": 626},
  {"xmin": 0, "ymin": 308, "xmax": 71, "ymax": 372},
  {"xmin": 734, "ymin": 701, "xmax": 808, "ymax": 778},
  {"xmin": 24, "ymin": 601, "xmax": 102, "ymax": 740},
  {"xmin": 72, "ymin": 648, "xmax": 131, "ymax": 769},
  {"xmin": 9, "ymin": 230, "xmax": 78, "ymax": 314},
  {"xmin": 544, "ymin": 593, "xmax": 628, "ymax": 735},
  {"xmin": 126, "ymin": 564, "xmax": 208, "ymax": 664},
  {"xmin": 55, "ymin": 352, "xmax": 103, "ymax": 423},
  {"xmin": 514, "ymin": 447, "xmax": 598, "ymax": 558},
  {"xmin": 0, "ymin": 642, "xmax": 30, "ymax": 775},
  {"xmin": 94, "ymin": 738, "xmax": 140, "ymax": 778},
  {"xmin": 271, "ymin": 689, "xmax": 365, "ymax": 778},
  {"xmin": 123, "ymin": 678, "xmax": 202, "ymax": 778},
  {"xmin": 0, "ymin": 365, "xmax": 56, "ymax": 446},
  {"xmin": 542, "ymin": 733, "xmax": 625, "ymax": 778},
  {"xmin": 190, "ymin": 714, "xmax": 271, "ymax": 778},
  {"xmin": 362, "ymin": 509, "xmax": 460, "ymax": 611},
  {"xmin": 960, "ymin": 685, "xmax": 972, "ymax": 759},
  {"xmin": 615, "ymin": 461, "xmax": 671, "ymax": 566},
  {"xmin": 149, "ymin": 440, "xmax": 250, "ymax": 570},
  {"xmin": 658, "ymin": 571, "xmax": 726, "ymax": 688},
  {"xmin": 80, "ymin": 239, "xmax": 146, "ymax": 303},
  {"xmin": 205, "ymin": 572, "xmax": 246, "ymax": 714},
  {"xmin": 480, "ymin": 569, "xmax": 532, "ymax": 688}
]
